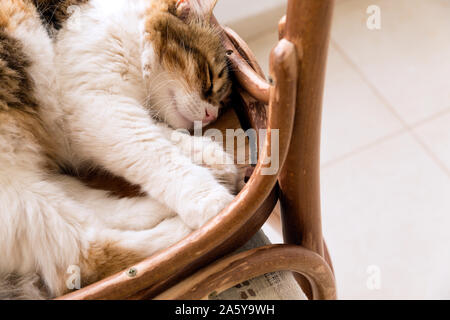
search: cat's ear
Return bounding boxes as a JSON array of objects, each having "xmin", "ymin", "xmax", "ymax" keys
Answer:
[{"xmin": 175, "ymin": 0, "xmax": 218, "ymax": 23}]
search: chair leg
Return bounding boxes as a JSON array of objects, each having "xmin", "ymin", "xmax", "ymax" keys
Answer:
[{"xmin": 278, "ymin": 0, "xmax": 335, "ymax": 300}]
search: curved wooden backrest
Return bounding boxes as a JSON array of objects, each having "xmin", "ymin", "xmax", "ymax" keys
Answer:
[{"xmin": 59, "ymin": 0, "xmax": 336, "ymax": 300}]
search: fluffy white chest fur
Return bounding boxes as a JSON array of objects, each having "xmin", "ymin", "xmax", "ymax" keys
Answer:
[{"xmin": 0, "ymin": 0, "xmax": 237, "ymax": 299}]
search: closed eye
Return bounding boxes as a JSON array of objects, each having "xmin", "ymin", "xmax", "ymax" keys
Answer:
[
  {"xmin": 204, "ymin": 64, "xmax": 214, "ymax": 98},
  {"xmin": 218, "ymin": 66, "xmax": 226, "ymax": 79}
]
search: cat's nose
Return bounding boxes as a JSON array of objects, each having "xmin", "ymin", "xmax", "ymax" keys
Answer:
[{"xmin": 203, "ymin": 108, "xmax": 217, "ymax": 124}]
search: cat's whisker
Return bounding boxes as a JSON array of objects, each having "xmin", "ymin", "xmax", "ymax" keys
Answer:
[{"xmin": 148, "ymin": 78, "xmax": 180, "ymax": 92}]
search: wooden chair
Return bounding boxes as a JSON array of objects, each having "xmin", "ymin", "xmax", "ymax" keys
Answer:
[{"xmin": 59, "ymin": 0, "xmax": 337, "ymax": 300}]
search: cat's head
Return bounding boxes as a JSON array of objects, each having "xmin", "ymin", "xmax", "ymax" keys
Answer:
[{"xmin": 143, "ymin": 0, "xmax": 231, "ymax": 129}]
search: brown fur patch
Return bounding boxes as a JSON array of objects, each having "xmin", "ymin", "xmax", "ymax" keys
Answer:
[
  {"xmin": 0, "ymin": 12, "xmax": 42, "ymax": 141},
  {"xmin": 80, "ymin": 242, "xmax": 146, "ymax": 286},
  {"xmin": 145, "ymin": 0, "xmax": 232, "ymax": 106},
  {"xmin": 61, "ymin": 164, "xmax": 146, "ymax": 199},
  {"xmin": 0, "ymin": 30, "xmax": 38, "ymax": 113},
  {"xmin": 0, "ymin": 19, "xmax": 59, "ymax": 169},
  {"xmin": 31, "ymin": 0, "xmax": 89, "ymax": 30}
]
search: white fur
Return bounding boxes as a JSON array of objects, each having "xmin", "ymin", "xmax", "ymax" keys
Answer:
[{"xmin": 0, "ymin": 0, "xmax": 237, "ymax": 299}]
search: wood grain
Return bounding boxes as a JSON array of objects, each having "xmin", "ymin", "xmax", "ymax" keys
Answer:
[{"xmin": 155, "ymin": 245, "xmax": 336, "ymax": 300}]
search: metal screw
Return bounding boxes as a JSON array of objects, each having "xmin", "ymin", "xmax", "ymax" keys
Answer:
[
  {"xmin": 126, "ymin": 267, "xmax": 138, "ymax": 278},
  {"xmin": 208, "ymin": 291, "xmax": 219, "ymax": 300}
]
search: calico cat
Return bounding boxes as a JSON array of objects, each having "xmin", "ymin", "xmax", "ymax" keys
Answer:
[{"xmin": 0, "ymin": 0, "xmax": 238, "ymax": 299}]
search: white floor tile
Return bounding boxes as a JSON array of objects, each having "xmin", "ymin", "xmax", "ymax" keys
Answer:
[
  {"xmin": 321, "ymin": 133, "xmax": 450, "ymax": 299},
  {"xmin": 332, "ymin": 0, "xmax": 450, "ymax": 124},
  {"xmin": 322, "ymin": 45, "xmax": 404, "ymax": 165}
]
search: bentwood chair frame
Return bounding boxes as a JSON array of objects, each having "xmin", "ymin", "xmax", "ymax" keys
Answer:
[{"xmin": 60, "ymin": 0, "xmax": 337, "ymax": 300}]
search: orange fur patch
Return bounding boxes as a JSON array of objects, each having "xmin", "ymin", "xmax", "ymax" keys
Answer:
[
  {"xmin": 0, "ymin": 0, "xmax": 36, "ymax": 32},
  {"xmin": 80, "ymin": 242, "xmax": 146, "ymax": 286}
]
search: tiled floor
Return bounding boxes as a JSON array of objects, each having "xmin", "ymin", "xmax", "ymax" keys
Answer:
[{"xmin": 228, "ymin": 0, "xmax": 450, "ymax": 299}]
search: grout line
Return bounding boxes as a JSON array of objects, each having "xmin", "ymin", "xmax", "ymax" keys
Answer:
[
  {"xmin": 321, "ymin": 129, "xmax": 406, "ymax": 169},
  {"xmin": 408, "ymin": 130, "xmax": 450, "ymax": 175},
  {"xmin": 409, "ymin": 107, "xmax": 450, "ymax": 129},
  {"xmin": 323, "ymin": 106, "xmax": 450, "ymax": 169},
  {"xmin": 330, "ymin": 40, "xmax": 450, "ymax": 177}
]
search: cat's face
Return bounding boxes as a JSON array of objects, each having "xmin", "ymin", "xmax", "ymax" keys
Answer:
[{"xmin": 143, "ymin": 0, "xmax": 231, "ymax": 129}]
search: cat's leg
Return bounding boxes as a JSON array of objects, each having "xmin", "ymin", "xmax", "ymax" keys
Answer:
[
  {"xmin": 156, "ymin": 123, "xmax": 242, "ymax": 193},
  {"xmin": 54, "ymin": 174, "xmax": 178, "ymax": 231},
  {"xmin": 65, "ymin": 96, "xmax": 235, "ymax": 229},
  {"xmin": 79, "ymin": 215, "xmax": 192, "ymax": 285}
]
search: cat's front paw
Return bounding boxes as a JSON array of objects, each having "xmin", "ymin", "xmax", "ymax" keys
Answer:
[
  {"xmin": 182, "ymin": 188, "xmax": 235, "ymax": 230},
  {"xmin": 200, "ymin": 144, "xmax": 242, "ymax": 194}
]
